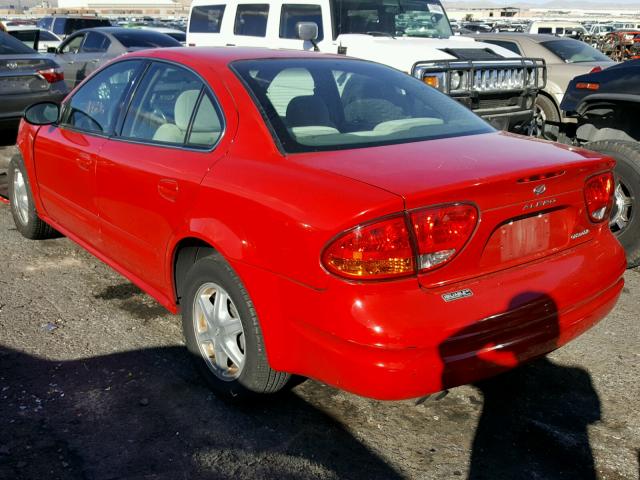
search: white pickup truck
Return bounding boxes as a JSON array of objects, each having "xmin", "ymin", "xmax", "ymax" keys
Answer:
[{"xmin": 186, "ymin": 0, "xmax": 546, "ymax": 132}]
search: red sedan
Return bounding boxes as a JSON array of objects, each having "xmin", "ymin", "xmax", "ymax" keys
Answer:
[{"xmin": 9, "ymin": 48, "xmax": 625, "ymax": 401}]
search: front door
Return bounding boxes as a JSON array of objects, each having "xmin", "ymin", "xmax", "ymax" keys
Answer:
[{"xmin": 34, "ymin": 59, "xmax": 144, "ymax": 246}]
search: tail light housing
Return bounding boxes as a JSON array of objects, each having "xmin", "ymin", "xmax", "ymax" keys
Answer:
[
  {"xmin": 322, "ymin": 203, "xmax": 478, "ymax": 280},
  {"xmin": 36, "ymin": 67, "xmax": 64, "ymax": 84},
  {"xmin": 410, "ymin": 204, "xmax": 478, "ymax": 272},
  {"xmin": 584, "ymin": 172, "xmax": 614, "ymax": 223},
  {"xmin": 576, "ymin": 82, "xmax": 599, "ymax": 91},
  {"xmin": 589, "ymin": 66, "xmax": 603, "ymax": 73}
]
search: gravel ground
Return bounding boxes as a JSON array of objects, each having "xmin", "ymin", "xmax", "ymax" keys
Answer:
[{"xmin": 0, "ymin": 173, "xmax": 639, "ymax": 479}]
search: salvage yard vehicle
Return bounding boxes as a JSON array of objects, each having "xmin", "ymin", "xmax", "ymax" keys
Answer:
[
  {"xmin": 598, "ymin": 30, "xmax": 640, "ymax": 62},
  {"xmin": 50, "ymin": 27, "xmax": 181, "ymax": 89},
  {"xmin": 559, "ymin": 60, "xmax": 640, "ymax": 268},
  {"xmin": 469, "ymin": 33, "xmax": 614, "ymax": 139},
  {"xmin": 186, "ymin": 0, "xmax": 546, "ymax": 133},
  {"xmin": 0, "ymin": 31, "xmax": 68, "ymax": 146},
  {"xmin": 10, "ymin": 48, "xmax": 626, "ymax": 401}
]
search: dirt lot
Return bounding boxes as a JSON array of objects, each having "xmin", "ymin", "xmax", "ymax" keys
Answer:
[{"xmin": 0, "ymin": 168, "xmax": 639, "ymax": 479}]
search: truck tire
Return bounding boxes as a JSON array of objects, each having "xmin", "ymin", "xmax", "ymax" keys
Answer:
[
  {"xmin": 8, "ymin": 154, "xmax": 58, "ymax": 240},
  {"xmin": 584, "ymin": 140, "xmax": 640, "ymax": 268},
  {"xmin": 534, "ymin": 94, "xmax": 560, "ymax": 141},
  {"xmin": 181, "ymin": 254, "xmax": 291, "ymax": 400}
]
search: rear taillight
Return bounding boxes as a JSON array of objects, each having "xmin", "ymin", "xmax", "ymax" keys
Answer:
[
  {"xmin": 589, "ymin": 66, "xmax": 603, "ymax": 73},
  {"xmin": 322, "ymin": 203, "xmax": 478, "ymax": 280},
  {"xmin": 36, "ymin": 67, "xmax": 64, "ymax": 84},
  {"xmin": 410, "ymin": 204, "xmax": 478, "ymax": 272},
  {"xmin": 322, "ymin": 216, "xmax": 415, "ymax": 280},
  {"xmin": 584, "ymin": 172, "xmax": 614, "ymax": 222}
]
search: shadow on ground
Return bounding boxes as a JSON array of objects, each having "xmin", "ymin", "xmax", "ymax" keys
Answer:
[{"xmin": 0, "ymin": 345, "xmax": 403, "ymax": 480}]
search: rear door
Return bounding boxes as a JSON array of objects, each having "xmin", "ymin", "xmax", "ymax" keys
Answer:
[
  {"xmin": 34, "ymin": 60, "xmax": 144, "ymax": 246},
  {"xmin": 96, "ymin": 61, "xmax": 235, "ymax": 291}
]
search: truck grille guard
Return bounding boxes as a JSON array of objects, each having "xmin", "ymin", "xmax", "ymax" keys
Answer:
[{"xmin": 411, "ymin": 58, "xmax": 547, "ymax": 95}]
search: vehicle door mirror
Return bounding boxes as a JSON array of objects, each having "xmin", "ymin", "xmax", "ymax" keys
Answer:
[
  {"xmin": 24, "ymin": 102, "xmax": 60, "ymax": 126},
  {"xmin": 47, "ymin": 46, "xmax": 58, "ymax": 54},
  {"xmin": 296, "ymin": 22, "xmax": 318, "ymax": 42}
]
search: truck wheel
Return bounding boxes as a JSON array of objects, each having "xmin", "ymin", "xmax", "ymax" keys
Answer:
[
  {"xmin": 7, "ymin": 154, "xmax": 58, "ymax": 240},
  {"xmin": 584, "ymin": 140, "xmax": 640, "ymax": 268},
  {"xmin": 181, "ymin": 254, "xmax": 291, "ymax": 399},
  {"xmin": 534, "ymin": 94, "xmax": 560, "ymax": 141}
]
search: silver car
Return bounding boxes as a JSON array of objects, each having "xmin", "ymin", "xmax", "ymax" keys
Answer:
[{"xmin": 469, "ymin": 33, "xmax": 615, "ymax": 138}]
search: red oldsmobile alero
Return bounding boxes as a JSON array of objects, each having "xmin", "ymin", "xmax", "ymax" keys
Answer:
[{"xmin": 9, "ymin": 47, "xmax": 626, "ymax": 400}]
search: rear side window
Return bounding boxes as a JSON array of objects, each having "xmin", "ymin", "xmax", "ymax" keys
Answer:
[
  {"xmin": 280, "ymin": 4, "xmax": 323, "ymax": 41},
  {"xmin": 189, "ymin": 5, "xmax": 226, "ymax": 33},
  {"xmin": 52, "ymin": 18, "xmax": 66, "ymax": 35},
  {"xmin": 82, "ymin": 32, "xmax": 111, "ymax": 52},
  {"xmin": 37, "ymin": 17, "xmax": 53, "ymax": 30},
  {"xmin": 234, "ymin": 4, "xmax": 269, "ymax": 37},
  {"xmin": 63, "ymin": 60, "xmax": 142, "ymax": 135},
  {"xmin": 120, "ymin": 62, "xmax": 223, "ymax": 148},
  {"xmin": 537, "ymin": 27, "xmax": 552, "ymax": 34},
  {"xmin": 483, "ymin": 39, "xmax": 521, "ymax": 55}
]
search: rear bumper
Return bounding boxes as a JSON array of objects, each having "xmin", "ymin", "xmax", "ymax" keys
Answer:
[{"xmin": 233, "ymin": 232, "xmax": 626, "ymax": 400}]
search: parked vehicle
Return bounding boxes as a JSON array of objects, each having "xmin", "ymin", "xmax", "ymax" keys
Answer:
[
  {"xmin": 6, "ymin": 26, "xmax": 62, "ymax": 53},
  {"xmin": 559, "ymin": 60, "xmax": 640, "ymax": 267},
  {"xmin": 186, "ymin": 0, "xmax": 546, "ymax": 133},
  {"xmin": 598, "ymin": 30, "xmax": 640, "ymax": 61},
  {"xmin": 470, "ymin": 33, "xmax": 614, "ymax": 138},
  {"xmin": 11, "ymin": 48, "xmax": 625, "ymax": 400},
  {"xmin": 49, "ymin": 27, "xmax": 181, "ymax": 89},
  {"xmin": 37, "ymin": 16, "xmax": 112, "ymax": 39},
  {"xmin": 528, "ymin": 21, "xmax": 587, "ymax": 38},
  {"xmin": 0, "ymin": 31, "xmax": 68, "ymax": 146},
  {"xmin": 587, "ymin": 24, "xmax": 615, "ymax": 38}
]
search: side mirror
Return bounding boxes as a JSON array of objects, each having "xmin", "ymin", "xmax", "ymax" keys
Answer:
[
  {"xmin": 47, "ymin": 46, "xmax": 57, "ymax": 54},
  {"xmin": 24, "ymin": 102, "xmax": 59, "ymax": 126},
  {"xmin": 296, "ymin": 22, "xmax": 318, "ymax": 42}
]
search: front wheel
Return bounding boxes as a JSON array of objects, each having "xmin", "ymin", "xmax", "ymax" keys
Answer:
[
  {"xmin": 181, "ymin": 254, "xmax": 291, "ymax": 399},
  {"xmin": 584, "ymin": 140, "xmax": 640, "ymax": 268}
]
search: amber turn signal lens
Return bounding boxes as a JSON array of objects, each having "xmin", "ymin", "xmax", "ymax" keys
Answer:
[
  {"xmin": 576, "ymin": 82, "xmax": 599, "ymax": 90},
  {"xmin": 322, "ymin": 216, "xmax": 415, "ymax": 280},
  {"xmin": 423, "ymin": 76, "xmax": 440, "ymax": 89}
]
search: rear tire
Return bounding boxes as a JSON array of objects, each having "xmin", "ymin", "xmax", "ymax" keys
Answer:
[
  {"xmin": 534, "ymin": 94, "xmax": 560, "ymax": 141},
  {"xmin": 181, "ymin": 254, "xmax": 291, "ymax": 400},
  {"xmin": 584, "ymin": 140, "xmax": 640, "ymax": 268},
  {"xmin": 8, "ymin": 154, "xmax": 58, "ymax": 240}
]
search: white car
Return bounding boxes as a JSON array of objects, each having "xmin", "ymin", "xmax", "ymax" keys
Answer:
[{"xmin": 5, "ymin": 26, "xmax": 61, "ymax": 53}]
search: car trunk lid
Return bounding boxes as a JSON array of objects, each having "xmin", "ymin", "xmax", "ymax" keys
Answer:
[
  {"xmin": 0, "ymin": 56, "xmax": 56, "ymax": 94},
  {"xmin": 290, "ymin": 132, "xmax": 614, "ymax": 286}
]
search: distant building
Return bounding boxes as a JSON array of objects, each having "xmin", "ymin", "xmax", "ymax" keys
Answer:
[
  {"xmin": 448, "ymin": 7, "xmax": 520, "ymax": 21},
  {"xmin": 31, "ymin": 0, "xmax": 185, "ymax": 15}
]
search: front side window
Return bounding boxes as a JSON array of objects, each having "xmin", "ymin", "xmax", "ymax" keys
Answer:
[
  {"xmin": 234, "ymin": 4, "xmax": 269, "ymax": 37},
  {"xmin": 538, "ymin": 27, "xmax": 552, "ymax": 34},
  {"xmin": 232, "ymin": 58, "xmax": 492, "ymax": 153},
  {"xmin": 81, "ymin": 31, "xmax": 111, "ymax": 52},
  {"xmin": 37, "ymin": 17, "xmax": 53, "ymax": 30},
  {"xmin": 189, "ymin": 5, "xmax": 226, "ymax": 33},
  {"xmin": 542, "ymin": 39, "xmax": 610, "ymax": 63},
  {"xmin": 121, "ymin": 62, "xmax": 223, "ymax": 148},
  {"xmin": 52, "ymin": 18, "xmax": 66, "ymax": 35},
  {"xmin": 280, "ymin": 4, "xmax": 324, "ymax": 41},
  {"xmin": 331, "ymin": 0, "xmax": 452, "ymax": 39},
  {"xmin": 39, "ymin": 30, "xmax": 59, "ymax": 41},
  {"xmin": 61, "ymin": 34, "xmax": 84, "ymax": 53},
  {"xmin": 62, "ymin": 60, "xmax": 142, "ymax": 134}
]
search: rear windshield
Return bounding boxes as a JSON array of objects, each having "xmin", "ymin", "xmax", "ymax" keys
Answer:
[
  {"xmin": 542, "ymin": 39, "xmax": 610, "ymax": 63},
  {"xmin": 112, "ymin": 31, "xmax": 181, "ymax": 48},
  {"xmin": 232, "ymin": 58, "xmax": 492, "ymax": 153},
  {"xmin": 0, "ymin": 32, "xmax": 36, "ymax": 54}
]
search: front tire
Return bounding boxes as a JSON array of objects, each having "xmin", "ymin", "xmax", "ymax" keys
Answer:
[
  {"xmin": 181, "ymin": 254, "xmax": 290, "ymax": 399},
  {"xmin": 7, "ymin": 154, "xmax": 58, "ymax": 240},
  {"xmin": 534, "ymin": 94, "xmax": 560, "ymax": 141},
  {"xmin": 584, "ymin": 140, "xmax": 640, "ymax": 268}
]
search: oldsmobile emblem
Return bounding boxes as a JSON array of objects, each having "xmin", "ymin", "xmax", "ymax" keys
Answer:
[{"xmin": 533, "ymin": 184, "xmax": 546, "ymax": 196}]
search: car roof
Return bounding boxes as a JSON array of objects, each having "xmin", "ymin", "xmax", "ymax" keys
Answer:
[{"xmin": 123, "ymin": 46, "xmax": 346, "ymax": 68}]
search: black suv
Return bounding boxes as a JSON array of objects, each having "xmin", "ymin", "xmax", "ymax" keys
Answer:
[
  {"xmin": 37, "ymin": 16, "xmax": 112, "ymax": 39},
  {"xmin": 559, "ymin": 61, "xmax": 640, "ymax": 268}
]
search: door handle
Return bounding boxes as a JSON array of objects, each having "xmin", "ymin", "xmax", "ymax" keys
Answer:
[
  {"xmin": 76, "ymin": 154, "xmax": 93, "ymax": 171},
  {"xmin": 158, "ymin": 179, "xmax": 179, "ymax": 202}
]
